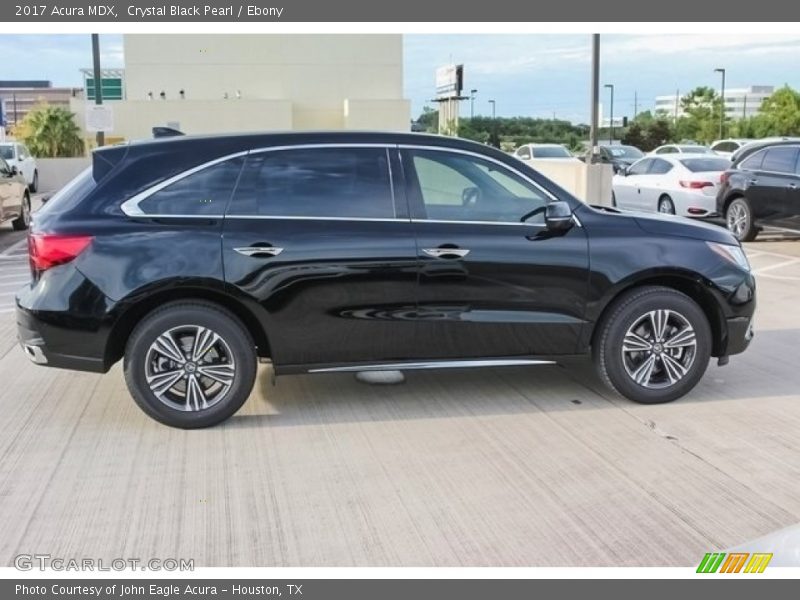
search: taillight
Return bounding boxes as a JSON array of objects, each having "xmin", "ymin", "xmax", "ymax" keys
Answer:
[
  {"xmin": 720, "ymin": 172, "xmax": 731, "ymax": 185},
  {"xmin": 28, "ymin": 234, "xmax": 93, "ymax": 273},
  {"xmin": 679, "ymin": 180, "xmax": 714, "ymax": 189}
]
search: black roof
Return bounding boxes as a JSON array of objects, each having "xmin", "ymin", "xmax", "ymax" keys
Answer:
[{"xmin": 732, "ymin": 138, "xmax": 800, "ymax": 165}]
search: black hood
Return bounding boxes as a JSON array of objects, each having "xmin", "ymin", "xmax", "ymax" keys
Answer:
[{"xmin": 634, "ymin": 212, "xmax": 738, "ymax": 245}]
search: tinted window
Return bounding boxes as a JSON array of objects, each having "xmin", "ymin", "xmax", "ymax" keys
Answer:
[
  {"xmin": 739, "ymin": 150, "xmax": 765, "ymax": 171},
  {"xmin": 408, "ymin": 150, "xmax": 549, "ymax": 224},
  {"xmin": 627, "ymin": 159, "xmax": 652, "ymax": 176},
  {"xmin": 138, "ymin": 157, "xmax": 244, "ymax": 216},
  {"xmin": 0, "ymin": 158, "xmax": 10, "ymax": 175},
  {"xmin": 0, "ymin": 146, "xmax": 13, "ymax": 160},
  {"xmin": 761, "ymin": 147, "xmax": 800, "ymax": 174},
  {"xmin": 680, "ymin": 158, "xmax": 731, "ymax": 172},
  {"xmin": 516, "ymin": 146, "xmax": 532, "ymax": 160},
  {"xmin": 37, "ymin": 168, "xmax": 96, "ymax": 217},
  {"xmin": 531, "ymin": 146, "xmax": 571, "ymax": 158},
  {"xmin": 230, "ymin": 147, "xmax": 394, "ymax": 218},
  {"xmin": 679, "ymin": 145, "xmax": 711, "ymax": 154},
  {"xmin": 608, "ymin": 146, "xmax": 644, "ymax": 158},
  {"xmin": 649, "ymin": 159, "xmax": 673, "ymax": 175},
  {"xmin": 655, "ymin": 146, "xmax": 675, "ymax": 154},
  {"xmin": 713, "ymin": 142, "xmax": 735, "ymax": 153}
]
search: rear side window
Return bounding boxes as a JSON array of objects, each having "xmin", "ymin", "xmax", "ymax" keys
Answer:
[
  {"xmin": 738, "ymin": 150, "xmax": 765, "ymax": 171},
  {"xmin": 649, "ymin": 159, "xmax": 673, "ymax": 175},
  {"xmin": 627, "ymin": 159, "xmax": 651, "ymax": 175},
  {"xmin": 761, "ymin": 147, "xmax": 800, "ymax": 174},
  {"xmin": 680, "ymin": 158, "xmax": 731, "ymax": 172},
  {"xmin": 137, "ymin": 157, "xmax": 244, "ymax": 216},
  {"xmin": 516, "ymin": 146, "xmax": 531, "ymax": 160},
  {"xmin": 229, "ymin": 147, "xmax": 394, "ymax": 219}
]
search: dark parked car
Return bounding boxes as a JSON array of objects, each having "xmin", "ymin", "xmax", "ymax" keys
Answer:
[
  {"xmin": 717, "ymin": 141, "xmax": 800, "ymax": 241},
  {"xmin": 17, "ymin": 132, "xmax": 756, "ymax": 428},
  {"xmin": 598, "ymin": 145, "xmax": 645, "ymax": 173},
  {"xmin": 0, "ymin": 157, "xmax": 32, "ymax": 230}
]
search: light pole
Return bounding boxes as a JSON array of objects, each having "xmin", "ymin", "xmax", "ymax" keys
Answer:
[
  {"xmin": 470, "ymin": 89, "xmax": 478, "ymax": 119},
  {"xmin": 91, "ymin": 33, "xmax": 104, "ymax": 147},
  {"xmin": 589, "ymin": 34, "xmax": 600, "ymax": 163},
  {"xmin": 714, "ymin": 67, "xmax": 726, "ymax": 139},
  {"xmin": 488, "ymin": 99, "xmax": 496, "ymax": 120},
  {"xmin": 604, "ymin": 83, "xmax": 614, "ymax": 144}
]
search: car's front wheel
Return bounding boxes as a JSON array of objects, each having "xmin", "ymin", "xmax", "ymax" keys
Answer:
[
  {"xmin": 593, "ymin": 286, "xmax": 711, "ymax": 404},
  {"xmin": 11, "ymin": 194, "xmax": 31, "ymax": 231},
  {"xmin": 124, "ymin": 301, "xmax": 257, "ymax": 428},
  {"xmin": 30, "ymin": 169, "xmax": 38, "ymax": 193}
]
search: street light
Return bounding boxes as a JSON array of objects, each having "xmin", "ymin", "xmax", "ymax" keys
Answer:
[
  {"xmin": 489, "ymin": 99, "xmax": 496, "ymax": 119},
  {"xmin": 714, "ymin": 68, "xmax": 726, "ymax": 139},
  {"xmin": 470, "ymin": 89, "xmax": 478, "ymax": 119},
  {"xmin": 604, "ymin": 83, "xmax": 614, "ymax": 144}
]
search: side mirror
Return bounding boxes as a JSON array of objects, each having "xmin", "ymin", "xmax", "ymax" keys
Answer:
[
  {"xmin": 10, "ymin": 166, "xmax": 18, "ymax": 175},
  {"xmin": 545, "ymin": 201, "xmax": 574, "ymax": 232}
]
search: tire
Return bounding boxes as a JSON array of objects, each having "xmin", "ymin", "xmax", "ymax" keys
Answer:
[
  {"xmin": 726, "ymin": 197, "xmax": 758, "ymax": 242},
  {"xmin": 123, "ymin": 301, "xmax": 257, "ymax": 428},
  {"xmin": 11, "ymin": 194, "xmax": 31, "ymax": 231},
  {"xmin": 30, "ymin": 170, "xmax": 38, "ymax": 193},
  {"xmin": 657, "ymin": 195, "xmax": 675, "ymax": 215},
  {"xmin": 593, "ymin": 286, "xmax": 711, "ymax": 404},
  {"xmin": 611, "ymin": 191, "xmax": 617, "ymax": 207}
]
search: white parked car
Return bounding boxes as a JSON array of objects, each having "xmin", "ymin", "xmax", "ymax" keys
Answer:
[
  {"xmin": 0, "ymin": 142, "xmax": 38, "ymax": 192},
  {"xmin": 514, "ymin": 143, "xmax": 581, "ymax": 162},
  {"xmin": 650, "ymin": 144, "xmax": 713, "ymax": 156},
  {"xmin": 710, "ymin": 138, "xmax": 752, "ymax": 157},
  {"xmin": 612, "ymin": 154, "xmax": 731, "ymax": 217}
]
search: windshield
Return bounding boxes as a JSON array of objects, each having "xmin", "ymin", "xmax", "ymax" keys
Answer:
[
  {"xmin": 608, "ymin": 146, "xmax": 644, "ymax": 159},
  {"xmin": 531, "ymin": 146, "xmax": 571, "ymax": 158},
  {"xmin": 680, "ymin": 145, "xmax": 711, "ymax": 154},
  {"xmin": 680, "ymin": 158, "xmax": 731, "ymax": 172},
  {"xmin": 0, "ymin": 145, "xmax": 13, "ymax": 160}
]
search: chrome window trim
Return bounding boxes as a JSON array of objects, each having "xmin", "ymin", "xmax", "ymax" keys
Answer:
[
  {"xmin": 120, "ymin": 150, "xmax": 249, "ymax": 217},
  {"xmin": 411, "ymin": 218, "xmax": 545, "ymax": 228},
  {"xmin": 224, "ymin": 214, "xmax": 409, "ymax": 223}
]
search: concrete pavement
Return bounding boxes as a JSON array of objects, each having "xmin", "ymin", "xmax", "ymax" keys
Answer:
[{"xmin": 0, "ymin": 235, "xmax": 798, "ymax": 567}]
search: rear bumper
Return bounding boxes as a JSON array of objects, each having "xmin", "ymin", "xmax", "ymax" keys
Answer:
[{"xmin": 16, "ymin": 305, "xmax": 108, "ymax": 373}]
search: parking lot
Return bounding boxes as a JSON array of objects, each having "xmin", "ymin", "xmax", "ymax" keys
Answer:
[{"xmin": 1, "ymin": 214, "xmax": 799, "ymax": 567}]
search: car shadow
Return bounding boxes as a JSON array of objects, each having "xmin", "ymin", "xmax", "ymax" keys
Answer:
[{"xmin": 221, "ymin": 328, "xmax": 800, "ymax": 429}]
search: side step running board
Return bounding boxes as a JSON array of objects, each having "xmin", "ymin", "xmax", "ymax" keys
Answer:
[{"xmin": 308, "ymin": 359, "xmax": 555, "ymax": 373}]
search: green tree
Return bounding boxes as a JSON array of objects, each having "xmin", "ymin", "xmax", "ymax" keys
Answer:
[
  {"xmin": 622, "ymin": 122, "xmax": 646, "ymax": 148},
  {"xmin": 15, "ymin": 104, "xmax": 84, "ymax": 157},
  {"xmin": 675, "ymin": 86, "xmax": 723, "ymax": 143},
  {"xmin": 752, "ymin": 86, "xmax": 800, "ymax": 136},
  {"xmin": 643, "ymin": 119, "xmax": 674, "ymax": 151}
]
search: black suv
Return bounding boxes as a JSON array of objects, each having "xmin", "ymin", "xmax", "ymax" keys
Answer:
[
  {"xmin": 717, "ymin": 140, "xmax": 800, "ymax": 241},
  {"xmin": 16, "ymin": 132, "xmax": 756, "ymax": 428}
]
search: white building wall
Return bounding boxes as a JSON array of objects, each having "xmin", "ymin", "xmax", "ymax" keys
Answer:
[{"xmin": 654, "ymin": 86, "xmax": 774, "ymax": 119}]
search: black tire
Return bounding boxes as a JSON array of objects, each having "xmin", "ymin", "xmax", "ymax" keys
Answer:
[
  {"xmin": 726, "ymin": 197, "xmax": 758, "ymax": 242},
  {"xmin": 611, "ymin": 191, "xmax": 617, "ymax": 207},
  {"xmin": 11, "ymin": 194, "xmax": 31, "ymax": 231},
  {"xmin": 30, "ymin": 170, "xmax": 38, "ymax": 193},
  {"xmin": 123, "ymin": 301, "xmax": 257, "ymax": 428},
  {"xmin": 657, "ymin": 194, "xmax": 675, "ymax": 215},
  {"xmin": 593, "ymin": 286, "xmax": 711, "ymax": 404}
]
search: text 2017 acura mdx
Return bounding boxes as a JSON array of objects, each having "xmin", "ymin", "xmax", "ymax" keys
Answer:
[{"xmin": 16, "ymin": 132, "xmax": 755, "ymax": 428}]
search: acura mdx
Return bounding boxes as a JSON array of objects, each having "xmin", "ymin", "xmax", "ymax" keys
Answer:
[{"xmin": 16, "ymin": 132, "xmax": 756, "ymax": 428}]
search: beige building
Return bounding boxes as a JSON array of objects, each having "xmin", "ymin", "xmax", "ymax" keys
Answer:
[
  {"xmin": 1, "ymin": 81, "xmax": 82, "ymax": 128},
  {"xmin": 71, "ymin": 34, "xmax": 410, "ymax": 141}
]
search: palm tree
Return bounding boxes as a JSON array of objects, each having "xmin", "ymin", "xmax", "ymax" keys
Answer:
[{"xmin": 15, "ymin": 104, "xmax": 84, "ymax": 157}]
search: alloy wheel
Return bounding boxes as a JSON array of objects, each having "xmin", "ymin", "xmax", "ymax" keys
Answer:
[
  {"xmin": 658, "ymin": 198, "xmax": 675, "ymax": 214},
  {"xmin": 727, "ymin": 202, "xmax": 748, "ymax": 238},
  {"xmin": 144, "ymin": 325, "xmax": 236, "ymax": 411},
  {"xmin": 22, "ymin": 197, "xmax": 31, "ymax": 227},
  {"xmin": 621, "ymin": 309, "xmax": 697, "ymax": 389}
]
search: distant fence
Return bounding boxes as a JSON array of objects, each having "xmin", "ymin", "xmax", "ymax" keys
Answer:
[{"xmin": 37, "ymin": 158, "xmax": 92, "ymax": 194}]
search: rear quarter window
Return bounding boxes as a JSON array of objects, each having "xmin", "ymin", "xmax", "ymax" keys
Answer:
[
  {"xmin": 37, "ymin": 168, "xmax": 97, "ymax": 216},
  {"xmin": 680, "ymin": 158, "xmax": 731, "ymax": 172}
]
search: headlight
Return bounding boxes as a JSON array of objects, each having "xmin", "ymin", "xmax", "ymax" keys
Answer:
[{"xmin": 706, "ymin": 241, "xmax": 750, "ymax": 271}]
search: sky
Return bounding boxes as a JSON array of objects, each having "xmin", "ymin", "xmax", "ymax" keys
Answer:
[{"xmin": 2, "ymin": 33, "xmax": 800, "ymax": 124}]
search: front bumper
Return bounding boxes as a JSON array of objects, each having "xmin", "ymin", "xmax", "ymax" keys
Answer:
[{"xmin": 724, "ymin": 315, "xmax": 755, "ymax": 356}]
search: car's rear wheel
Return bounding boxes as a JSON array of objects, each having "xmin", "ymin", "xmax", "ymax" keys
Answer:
[
  {"xmin": 726, "ymin": 197, "xmax": 757, "ymax": 242},
  {"xmin": 658, "ymin": 195, "xmax": 675, "ymax": 215},
  {"xmin": 123, "ymin": 301, "xmax": 257, "ymax": 428},
  {"xmin": 593, "ymin": 286, "xmax": 711, "ymax": 404},
  {"xmin": 30, "ymin": 170, "xmax": 38, "ymax": 193},
  {"xmin": 11, "ymin": 194, "xmax": 31, "ymax": 231}
]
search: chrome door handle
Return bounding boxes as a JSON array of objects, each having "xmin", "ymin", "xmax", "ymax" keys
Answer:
[
  {"xmin": 234, "ymin": 246, "xmax": 284, "ymax": 257},
  {"xmin": 423, "ymin": 247, "xmax": 470, "ymax": 259}
]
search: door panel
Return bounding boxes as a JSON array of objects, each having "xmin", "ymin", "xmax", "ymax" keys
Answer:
[
  {"xmin": 222, "ymin": 146, "xmax": 418, "ymax": 368},
  {"xmin": 401, "ymin": 148, "xmax": 590, "ymax": 359}
]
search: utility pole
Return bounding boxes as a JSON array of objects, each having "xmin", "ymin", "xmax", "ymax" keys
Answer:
[
  {"xmin": 91, "ymin": 33, "xmax": 105, "ymax": 147},
  {"xmin": 674, "ymin": 89, "xmax": 680, "ymax": 123},
  {"xmin": 714, "ymin": 67, "xmax": 726, "ymax": 139},
  {"xmin": 742, "ymin": 94, "xmax": 747, "ymax": 120},
  {"xmin": 470, "ymin": 89, "xmax": 477, "ymax": 119},
  {"xmin": 489, "ymin": 99, "xmax": 496, "ymax": 120},
  {"xmin": 634, "ymin": 91, "xmax": 638, "ymax": 119},
  {"xmin": 605, "ymin": 83, "xmax": 615, "ymax": 144},
  {"xmin": 588, "ymin": 34, "xmax": 600, "ymax": 163},
  {"xmin": 12, "ymin": 92, "xmax": 17, "ymax": 125}
]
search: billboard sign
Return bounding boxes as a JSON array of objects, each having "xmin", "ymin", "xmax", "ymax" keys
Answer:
[{"xmin": 436, "ymin": 64, "xmax": 463, "ymax": 99}]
